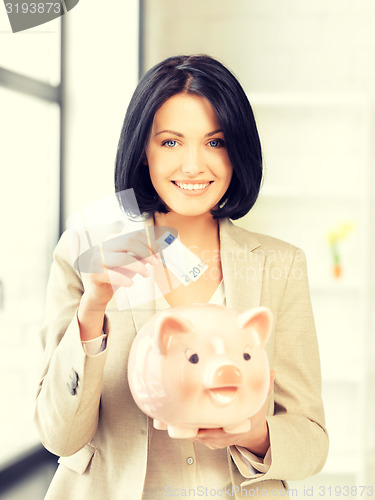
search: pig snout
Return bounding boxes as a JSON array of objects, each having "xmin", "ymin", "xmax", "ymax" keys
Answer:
[
  {"xmin": 205, "ymin": 363, "xmax": 243, "ymax": 389},
  {"xmin": 204, "ymin": 363, "xmax": 243, "ymax": 406}
]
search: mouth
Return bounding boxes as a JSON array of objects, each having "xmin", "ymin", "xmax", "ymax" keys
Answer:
[
  {"xmin": 208, "ymin": 387, "xmax": 238, "ymax": 406},
  {"xmin": 172, "ymin": 181, "xmax": 213, "ymax": 191}
]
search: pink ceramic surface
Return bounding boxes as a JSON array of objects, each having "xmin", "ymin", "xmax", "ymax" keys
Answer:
[{"xmin": 128, "ymin": 304, "xmax": 272, "ymax": 438}]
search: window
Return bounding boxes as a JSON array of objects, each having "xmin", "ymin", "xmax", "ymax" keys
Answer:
[{"xmin": 0, "ymin": 16, "xmax": 61, "ymax": 467}]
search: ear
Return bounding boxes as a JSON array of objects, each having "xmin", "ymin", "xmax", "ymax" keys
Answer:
[
  {"xmin": 157, "ymin": 314, "xmax": 193, "ymax": 355},
  {"xmin": 237, "ymin": 307, "xmax": 272, "ymax": 347},
  {"xmin": 141, "ymin": 152, "xmax": 148, "ymax": 166}
]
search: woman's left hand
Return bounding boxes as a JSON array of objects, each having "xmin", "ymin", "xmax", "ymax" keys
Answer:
[{"xmin": 191, "ymin": 370, "xmax": 274, "ymax": 457}]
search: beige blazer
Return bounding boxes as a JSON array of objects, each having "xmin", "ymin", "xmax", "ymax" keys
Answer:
[{"xmin": 34, "ymin": 218, "xmax": 328, "ymax": 499}]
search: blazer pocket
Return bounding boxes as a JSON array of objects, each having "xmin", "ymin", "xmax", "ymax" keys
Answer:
[{"xmin": 58, "ymin": 443, "xmax": 96, "ymax": 475}]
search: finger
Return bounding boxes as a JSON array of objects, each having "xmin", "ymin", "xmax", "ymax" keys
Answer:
[
  {"xmin": 106, "ymin": 268, "xmax": 135, "ymax": 288},
  {"xmin": 100, "ymin": 249, "xmax": 134, "ymax": 269},
  {"xmin": 204, "ymin": 444, "xmax": 219, "ymax": 450},
  {"xmin": 197, "ymin": 428, "xmax": 216, "ymax": 436},
  {"xmin": 106, "ymin": 258, "xmax": 154, "ymax": 284},
  {"xmin": 120, "ymin": 238, "xmax": 155, "ymax": 260},
  {"xmin": 116, "ymin": 260, "xmax": 150, "ymax": 278},
  {"xmin": 104, "ymin": 241, "xmax": 159, "ymax": 270},
  {"xmin": 101, "ymin": 249, "xmax": 146, "ymax": 269},
  {"xmin": 194, "ymin": 428, "xmax": 225, "ymax": 440},
  {"xmin": 103, "ymin": 232, "xmax": 154, "ymax": 257},
  {"xmin": 192, "ymin": 437, "xmax": 229, "ymax": 450}
]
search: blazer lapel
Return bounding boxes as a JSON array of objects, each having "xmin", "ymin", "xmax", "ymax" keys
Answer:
[{"xmin": 219, "ymin": 218, "xmax": 265, "ymax": 312}]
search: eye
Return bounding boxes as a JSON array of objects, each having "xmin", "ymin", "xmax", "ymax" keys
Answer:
[
  {"xmin": 185, "ymin": 349, "xmax": 199, "ymax": 364},
  {"xmin": 188, "ymin": 353, "xmax": 199, "ymax": 364},
  {"xmin": 243, "ymin": 352, "xmax": 251, "ymax": 361},
  {"xmin": 162, "ymin": 140, "xmax": 178, "ymax": 148},
  {"xmin": 208, "ymin": 139, "xmax": 225, "ymax": 148}
]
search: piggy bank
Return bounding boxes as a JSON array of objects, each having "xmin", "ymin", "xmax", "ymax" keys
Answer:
[{"xmin": 127, "ymin": 304, "xmax": 272, "ymax": 438}]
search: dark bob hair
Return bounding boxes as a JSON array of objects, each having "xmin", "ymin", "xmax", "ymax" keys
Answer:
[{"xmin": 114, "ymin": 55, "xmax": 263, "ymax": 220}]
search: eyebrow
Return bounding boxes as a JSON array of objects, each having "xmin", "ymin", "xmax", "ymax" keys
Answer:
[{"xmin": 154, "ymin": 128, "xmax": 223, "ymax": 138}]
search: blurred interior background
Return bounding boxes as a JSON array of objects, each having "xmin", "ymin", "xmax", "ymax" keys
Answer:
[{"xmin": 0, "ymin": 0, "xmax": 374, "ymax": 498}]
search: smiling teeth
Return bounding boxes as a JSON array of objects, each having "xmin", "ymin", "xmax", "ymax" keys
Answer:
[{"xmin": 175, "ymin": 182, "xmax": 210, "ymax": 190}]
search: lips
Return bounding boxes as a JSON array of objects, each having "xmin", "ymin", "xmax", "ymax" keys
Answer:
[{"xmin": 172, "ymin": 181, "xmax": 212, "ymax": 191}]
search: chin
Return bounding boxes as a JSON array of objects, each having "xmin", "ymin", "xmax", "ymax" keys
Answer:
[{"xmin": 168, "ymin": 205, "xmax": 215, "ymax": 218}]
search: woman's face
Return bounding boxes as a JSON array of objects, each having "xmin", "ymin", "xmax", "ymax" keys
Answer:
[{"xmin": 145, "ymin": 93, "xmax": 233, "ymax": 218}]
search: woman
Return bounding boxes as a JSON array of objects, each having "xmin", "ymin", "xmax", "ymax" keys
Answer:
[{"xmin": 35, "ymin": 55, "xmax": 328, "ymax": 499}]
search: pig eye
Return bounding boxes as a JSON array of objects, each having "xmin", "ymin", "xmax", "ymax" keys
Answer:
[
  {"xmin": 185, "ymin": 348, "xmax": 199, "ymax": 364},
  {"xmin": 188, "ymin": 353, "xmax": 199, "ymax": 364},
  {"xmin": 243, "ymin": 352, "xmax": 251, "ymax": 361}
]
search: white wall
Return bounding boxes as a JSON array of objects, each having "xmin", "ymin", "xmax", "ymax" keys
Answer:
[
  {"xmin": 141, "ymin": 0, "xmax": 375, "ymax": 488},
  {"xmin": 143, "ymin": 0, "xmax": 375, "ymax": 97},
  {"xmin": 63, "ymin": 0, "xmax": 139, "ymax": 224}
]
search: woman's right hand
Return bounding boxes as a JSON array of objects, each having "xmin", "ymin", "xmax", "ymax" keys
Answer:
[
  {"xmin": 83, "ymin": 230, "xmax": 161, "ymax": 308},
  {"xmin": 77, "ymin": 229, "xmax": 161, "ymax": 340}
]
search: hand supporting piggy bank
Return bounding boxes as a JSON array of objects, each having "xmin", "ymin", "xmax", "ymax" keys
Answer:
[{"xmin": 128, "ymin": 304, "xmax": 272, "ymax": 439}]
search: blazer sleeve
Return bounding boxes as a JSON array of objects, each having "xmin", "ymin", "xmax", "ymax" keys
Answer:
[
  {"xmin": 231, "ymin": 247, "xmax": 329, "ymax": 483},
  {"xmin": 34, "ymin": 230, "xmax": 109, "ymax": 457}
]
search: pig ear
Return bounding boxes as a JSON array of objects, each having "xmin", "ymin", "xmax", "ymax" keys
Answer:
[
  {"xmin": 237, "ymin": 307, "xmax": 272, "ymax": 347},
  {"xmin": 157, "ymin": 314, "xmax": 193, "ymax": 355}
]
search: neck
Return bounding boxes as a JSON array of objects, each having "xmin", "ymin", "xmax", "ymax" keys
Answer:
[{"xmin": 154, "ymin": 212, "xmax": 219, "ymax": 246}]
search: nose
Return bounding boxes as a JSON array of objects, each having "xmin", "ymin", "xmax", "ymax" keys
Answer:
[
  {"xmin": 207, "ymin": 364, "xmax": 243, "ymax": 388},
  {"xmin": 181, "ymin": 147, "xmax": 203, "ymax": 175}
]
